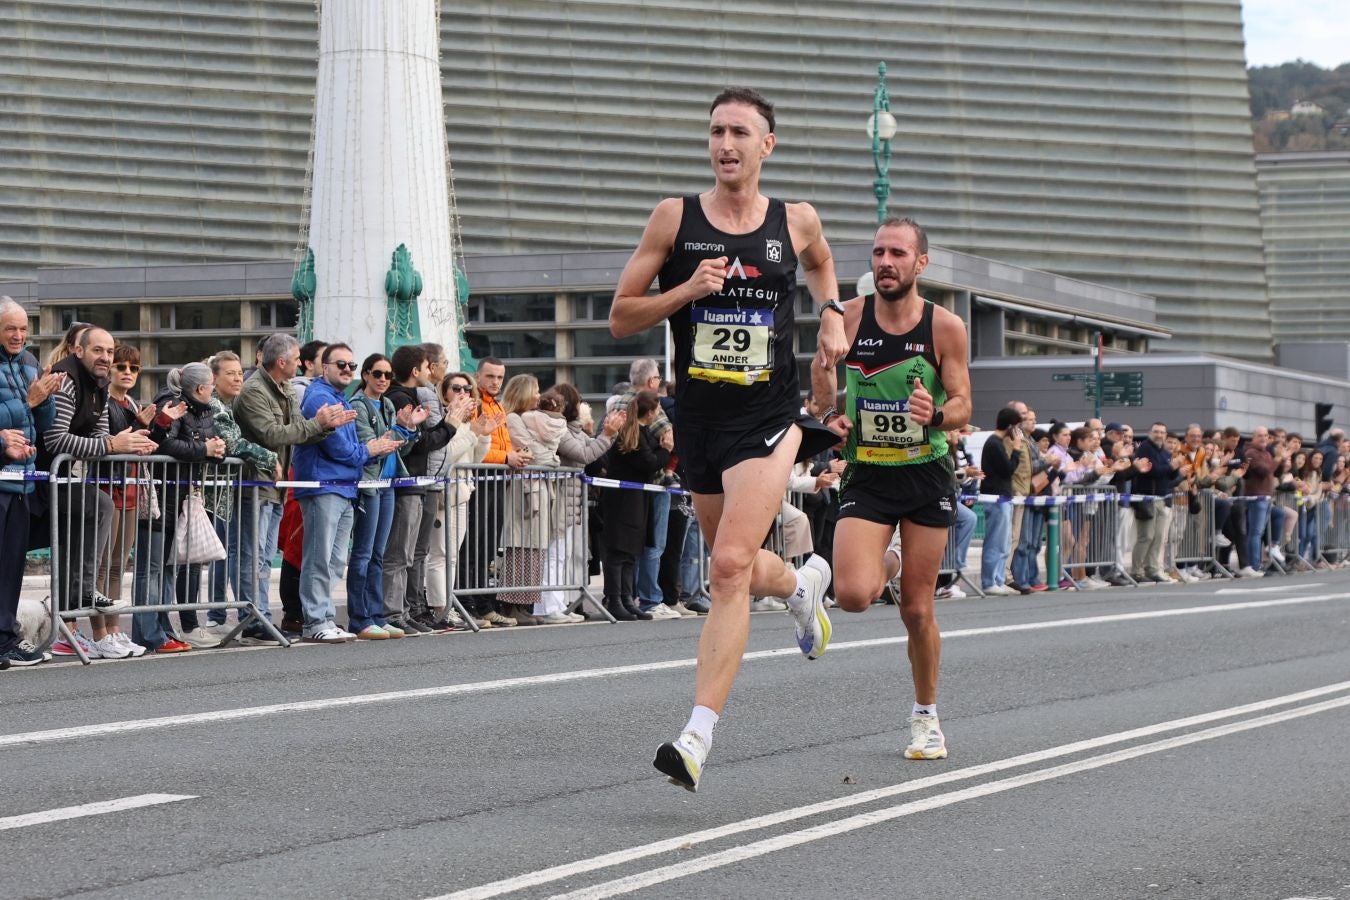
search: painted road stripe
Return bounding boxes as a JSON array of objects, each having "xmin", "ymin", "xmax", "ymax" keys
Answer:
[
  {"xmin": 428, "ymin": 679, "xmax": 1350, "ymax": 900},
  {"xmin": 0, "ymin": 794, "xmax": 195, "ymax": 831},
  {"xmin": 2, "ymin": 592, "xmax": 1347, "ymax": 750},
  {"xmin": 1215, "ymin": 583, "xmax": 1324, "ymax": 594},
  {"xmin": 543, "ymin": 694, "xmax": 1350, "ymax": 900}
]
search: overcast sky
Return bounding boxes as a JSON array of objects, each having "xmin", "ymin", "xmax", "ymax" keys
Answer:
[{"xmin": 1242, "ymin": 0, "xmax": 1349, "ymax": 68}]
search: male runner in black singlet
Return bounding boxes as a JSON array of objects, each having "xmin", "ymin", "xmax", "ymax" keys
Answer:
[
  {"xmin": 611, "ymin": 87, "xmax": 850, "ymax": 792},
  {"xmin": 813, "ymin": 217, "xmax": 972, "ymax": 761}
]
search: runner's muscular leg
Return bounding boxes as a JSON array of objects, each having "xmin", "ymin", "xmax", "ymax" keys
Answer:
[
  {"xmin": 691, "ymin": 425, "xmax": 802, "ymax": 713},
  {"xmin": 897, "ymin": 518, "xmax": 946, "ymax": 706},
  {"xmin": 831, "ymin": 516, "xmax": 898, "ymax": 613}
]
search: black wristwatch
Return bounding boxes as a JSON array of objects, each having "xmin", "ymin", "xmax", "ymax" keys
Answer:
[
  {"xmin": 821, "ymin": 298, "xmax": 846, "ymax": 317},
  {"xmin": 930, "ymin": 408, "xmax": 945, "ymax": 429}
]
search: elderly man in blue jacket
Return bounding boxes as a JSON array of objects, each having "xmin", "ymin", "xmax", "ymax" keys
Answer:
[
  {"xmin": 293, "ymin": 343, "xmax": 406, "ymax": 644},
  {"xmin": 1, "ymin": 298, "xmax": 63, "ymax": 667}
]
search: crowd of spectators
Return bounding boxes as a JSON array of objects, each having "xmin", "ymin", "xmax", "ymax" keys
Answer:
[{"xmin": 2, "ymin": 295, "xmax": 1345, "ymax": 669}]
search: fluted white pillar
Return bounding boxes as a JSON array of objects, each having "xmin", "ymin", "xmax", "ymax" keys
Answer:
[{"xmin": 307, "ymin": 0, "xmax": 460, "ymax": 363}]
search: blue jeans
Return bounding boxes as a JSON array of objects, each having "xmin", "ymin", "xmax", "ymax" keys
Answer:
[
  {"xmin": 256, "ymin": 498, "xmax": 283, "ymax": 618},
  {"xmin": 1299, "ymin": 503, "xmax": 1320, "ymax": 559},
  {"xmin": 980, "ymin": 501, "xmax": 1013, "ymax": 589},
  {"xmin": 207, "ymin": 490, "xmax": 260, "ymax": 626},
  {"xmin": 1245, "ymin": 497, "xmax": 1272, "ymax": 568},
  {"xmin": 952, "ymin": 502, "xmax": 976, "ymax": 570},
  {"xmin": 131, "ymin": 524, "xmax": 175, "ymax": 648},
  {"xmin": 1013, "ymin": 506, "xmax": 1046, "ymax": 587},
  {"xmin": 347, "ymin": 488, "xmax": 396, "ymax": 632},
  {"xmin": 298, "ymin": 493, "xmax": 354, "ymax": 636},
  {"xmin": 636, "ymin": 490, "xmax": 670, "ymax": 608}
]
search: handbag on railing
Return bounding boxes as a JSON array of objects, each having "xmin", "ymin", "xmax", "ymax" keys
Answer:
[{"xmin": 173, "ymin": 491, "xmax": 226, "ymax": 564}]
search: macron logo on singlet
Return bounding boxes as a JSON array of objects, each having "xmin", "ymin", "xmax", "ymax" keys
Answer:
[{"xmin": 684, "ymin": 242, "xmax": 725, "ymax": 253}]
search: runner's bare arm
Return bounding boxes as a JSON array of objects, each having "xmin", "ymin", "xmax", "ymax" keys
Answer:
[
  {"xmin": 611, "ymin": 199, "xmax": 725, "ymax": 339},
  {"xmin": 930, "ymin": 307, "xmax": 972, "ymax": 430},
  {"xmin": 810, "ymin": 296, "xmax": 863, "ymax": 434},
  {"xmin": 788, "ymin": 202, "xmax": 848, "ymax": 369}
]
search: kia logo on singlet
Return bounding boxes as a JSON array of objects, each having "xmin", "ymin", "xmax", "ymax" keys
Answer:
[
  {"xmin": 858, "ymin": 338, "xmax": 884, "ymax": 347},
  {"xmin": 726, "ymin": 257, "xmax": 762, "ymax": 279}
]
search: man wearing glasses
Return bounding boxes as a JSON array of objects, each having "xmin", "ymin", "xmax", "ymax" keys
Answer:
[{"xmin": 293, "ymin": 343, "xmax": 403, "ymax": 643}]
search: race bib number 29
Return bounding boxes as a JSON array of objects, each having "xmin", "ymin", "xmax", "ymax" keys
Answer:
[
  {"xmin": 689, "ymin": 307, "xmax": 772, "ymax": 385},
  {"xmin": 856, "ymin": 396, "xmax": 931, "ymax": 461}
]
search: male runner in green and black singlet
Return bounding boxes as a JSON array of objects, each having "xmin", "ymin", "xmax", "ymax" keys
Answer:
[
  {"xmin": 813, "ymin": 216, "xmax": 972, "ymax": 762},
  {"xmin": 611, "ymin": 87, "xmax": 849, "ymax": 793}
]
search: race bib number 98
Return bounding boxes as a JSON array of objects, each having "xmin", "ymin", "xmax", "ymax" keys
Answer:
[
  {"xmin": 689, "ymin": 307, "xmax": 773, "ymax": 385},
  {"xmin": 855, "ymin": 396, "xmax": 931, "ymax": 462}
]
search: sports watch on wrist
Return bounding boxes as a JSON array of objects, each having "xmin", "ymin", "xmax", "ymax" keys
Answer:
[{"xmin": 821, "ymin": 298, "xmax": 846, "ymax": 316}]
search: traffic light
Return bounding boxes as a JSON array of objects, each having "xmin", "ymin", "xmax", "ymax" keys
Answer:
[{"xmin": 1315, "ymin": 402, "xmax": 1333, "ymax": 440}]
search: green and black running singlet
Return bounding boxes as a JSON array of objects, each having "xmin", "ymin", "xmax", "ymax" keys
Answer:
[
  {"xmin": 660, "ymin": 195, "xmax": 799, "ymax": 429},
  {"xmin": 844, "ymin": 296, "xmax": 949, "ymax": 466}
]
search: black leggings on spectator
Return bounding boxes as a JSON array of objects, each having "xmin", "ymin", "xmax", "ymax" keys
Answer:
[
  {"xmin": 602, "ymin": 549, "xmax": 636, "ymax": 608},
  {"xmin": 280, "ymin": 559, "xmax": 302, "ymax": 624}
]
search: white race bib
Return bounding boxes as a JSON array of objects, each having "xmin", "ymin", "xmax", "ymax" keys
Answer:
[{"xmin": 688, "ymin": 306, "xmax": 773, "ymax": 385}]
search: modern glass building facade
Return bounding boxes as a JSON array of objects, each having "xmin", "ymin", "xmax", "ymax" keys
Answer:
[
  {"xmin": 1, "ymin": 1, "xmax": 1269, "ymax": 358},
  {"xmin": 1256, "ymin": 151, "xmax": 1350, "ymax": 345}
]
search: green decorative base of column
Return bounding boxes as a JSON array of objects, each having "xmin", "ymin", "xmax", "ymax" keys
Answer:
[
  {"xmin": 385, "ymin": 243, "xmax": 423, "ymax": 353},
  {"xmin": 291, "ymin": 246, "xmax": 317, "ymax": 343}
]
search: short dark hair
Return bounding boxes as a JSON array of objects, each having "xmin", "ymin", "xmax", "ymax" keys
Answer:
[
  {"xmin": 710, "ymin": 87, "xmax": 775, "ymax": 133},
  {"xmin": 299, "ymin": 339, "xmax": 328, "ymax": 366},
  {"xmin": 421, "ymin": 342, "xmax": 444, "ymax": 364},
  {"xmin": 996, "ymin": 406, "xmax": 1022, "ymax": 431},
  {"xmin": 879, "ymin": 216, "xmax": 929, "ymax": 255},
  {"xmin": 320, "ymin": 342, "xmax": 352, "ymax": 363},
  {"xmin": 392, "ymin": 344, "xmax": 427, "ymax": 382},
  {"xmin": 1222, "ymin": 426, "xmax": 1241, "ymax": 439},
  {"xmin": 476, "ymin": 356, "xmax": 504, "ymax": 372}
]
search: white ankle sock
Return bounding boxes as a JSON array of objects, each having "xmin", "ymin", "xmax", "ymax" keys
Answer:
[
  {"xmin": 785, "ymin": 568, "xmax": 810, "ymax": 613},
  {"xmin": 684, "ymin": 705, "xmax": 720, "ymax": 746},
  {"xmin": 912, "ymin": 702, "xmax": 937, "ymax": 718}
]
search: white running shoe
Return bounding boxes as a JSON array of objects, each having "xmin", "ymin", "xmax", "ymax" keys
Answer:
[
  {"xmin": 114, "ymin": 633, "xmax": 147, "ymax": 657},
  {"xmin": 1084, "ymin": 577, "xmax": 1110, "ymax": 590},
  {"xmin": 984, "ymin": 584, "xmax": 1017, "ymax": 596},
  {"xmin": 646, "ymin": 603, "xmax": 682, "ymax": 620},
  {"xmin": 1269, "ymin": 544, "xmax": 1286, "ymax": 565},
  {"xmin": 787, "ymin": 554, "xmax": 832, "ymax": 660},
  {"xmin": 1238, "ymin": 565, "xmax": 1265, "ymax": 578},
  {"xmin": 303, "ymin": 626, "xmax": 352, "ymax": 644},
  {"xmin": 904, "ymin": 714, "xmax": 948, "ymax": 760},
  {"xmin": 180, "ymin": 627, "xmax": 222, "ymax": 649},
  {"xmin": 748, "ymin": 597, "xmax": 787, "ymax": 612},
  {"xmin": 92, "ymin": 635, "xmax": 132, "ymax": 659},
  {"xmin": 653, "ymin": 729, "xmax": 710, "ymax": 793}
]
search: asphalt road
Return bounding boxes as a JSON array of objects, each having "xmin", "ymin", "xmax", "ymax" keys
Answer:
[{"xmin": 3, "ymin": 571, "xmax": 1350, "ymax": 900}]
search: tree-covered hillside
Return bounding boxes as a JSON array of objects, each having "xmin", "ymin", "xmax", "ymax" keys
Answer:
[{"xmin": 1249, "ymin": 61, "xmax": 1350, "ymax": 151}]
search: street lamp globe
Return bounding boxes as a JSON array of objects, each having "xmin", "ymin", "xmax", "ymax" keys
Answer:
[{"xmin": 866, "ymin": 109, "xmax": 898, "ymax": 141}]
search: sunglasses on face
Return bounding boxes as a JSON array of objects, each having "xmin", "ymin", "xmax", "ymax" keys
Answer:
[
  {"xmin": 448, "ymin": 384, "xmax": 470, "ymax": 393},
  {"xmin": 329, "ymin": 360, "xmax": 358, "ymax": 372},
  {"xmin": 369, "ymin": 370, "xmax": 393, "ymax": 380},
  {"xmin": 113, "ymin": 363, "xmax": 140, "ymax": 374}
]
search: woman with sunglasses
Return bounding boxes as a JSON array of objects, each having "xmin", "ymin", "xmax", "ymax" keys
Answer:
[
  {"xmin": 346, "ymin": 353, "xmax": 424, "ymax": 639},
  {"xmin": 425, "ymin": 372, "xmax": 498, "ymax": 628},
  {"xmin": 203, "ymin": 351, "xmax": 279, "ymax": 638},
  {"xmin": 89, "ymin": 344, "xmax": 157, "ymax": 658}
]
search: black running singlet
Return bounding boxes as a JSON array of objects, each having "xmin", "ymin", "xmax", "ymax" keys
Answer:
[{"xmin": 660, "ymin": 195, "xmax": 799, "ymax": 429}]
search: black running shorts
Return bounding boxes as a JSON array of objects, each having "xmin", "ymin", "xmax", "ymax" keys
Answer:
[
  {"xmin": 676, "ymin": 414, "xmax": 841, "ymax": 496},
  {"xmin": 837, "ymin": 457, "xmax": 958, "ymax": 528}
]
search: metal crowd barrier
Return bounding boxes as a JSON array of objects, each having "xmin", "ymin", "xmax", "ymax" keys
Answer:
[
  {"xmin": 1266, "ymin": 497, "xmax": 1314, "ymax": 574},
  {"xmin": 446, "ymin": 463, "xmax": 610, "ymax": 623},
  {"xmin": 1057, "ymin": 485, "xmax": 1128, "ymax": 589},
  {"xmin": 939, "ymin": 504, "xmax": 984, "ymax": 598},
  {"xmin": 1317, "ymin": 494, "xmax": 1350, "ymax": 566},
  {"xmin": 44, "ymin": 453, "xmax": 287, "ymax": 665},
  {"xmin": 1170, "ymin": 488, "xmax": 1234, "ymax": 579}
]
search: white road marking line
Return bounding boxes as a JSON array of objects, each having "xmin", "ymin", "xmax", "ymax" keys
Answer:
[
  {"xmin": 2, "ymin": 592, "xmax": 1346, "ymax": 750},
  {"xmin": 1216, "ymin": 583, "xmax": 1324, "ymax": 595},
  {"xmin": 0, "ymin": 793, "xmax": 195, "ymax": 831},
  {"xmin": 428, "ymin": 679, "xmax": 1350, "ymax": 900},
  {"xmin": 544, "ymin": 694, "xmax": 1350, "ymax": 900}
]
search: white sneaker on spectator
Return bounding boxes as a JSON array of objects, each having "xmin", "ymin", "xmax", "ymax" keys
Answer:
[
  {"xmin": 1238, "ymin": 566, "xmax": 1265, "ymax": 578},
  {"xmin": 1215, "ymin": 533, "xmax": 1232, "ymax": 548},
  {"xmin": 564, "ymin": 611, "xmax": 586, "ymax": 623},
  {"xmin": 1269, "ymin": 544, "xmax": 1286, "ymax": 565},
  {"xmin": 749, "ymin": 597, "xmax": 788, "ymax": 612},
  {"xmin": 303, "ymin": 626, "xmax": 352, "ymax": 644},
  {"xmin": 649, "ymin": 603, "xmax": 682, "ymax": 620},
  {"xmin": 984, "ymin": 584, "xmax": 1017, "ymax": 596},
  {"xmin": 204, "ymin": 623, "xmax": 236, "ymax": 637},
  {"xmin": 1176, "ymin": 569, "xmax": 1199, "ymax": 584},
  {"xmin": 92, "ymin": 635, "xmax": 132, "ymax": 659},
  {"xmin": 670, "ymin": 601, "xmax": 699, "ymax": 618},
  {"xmin": 113, "ymin": 633, "xmax": 147, "ymax": 657},
  {"xmin": 180, "ymin": 627, "xmax": 222, "ymax": 649},
  {"xmin": 535, "ymin": 612, "xmax": 574, "ymax": 625}
]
